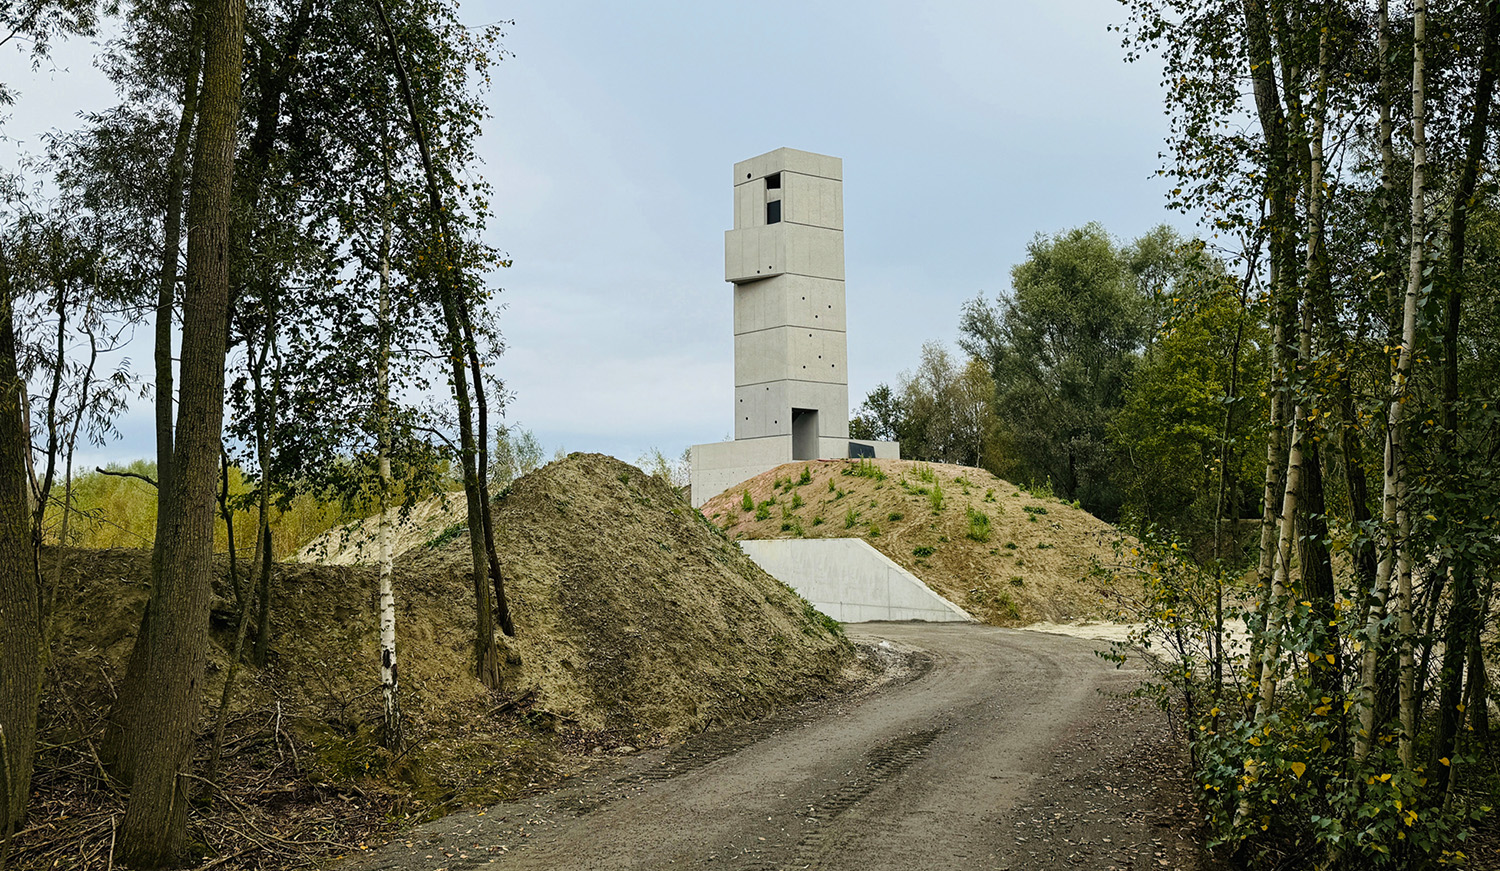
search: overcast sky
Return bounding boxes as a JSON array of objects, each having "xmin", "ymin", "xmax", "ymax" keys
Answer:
[{"xmin": 4, "ymin": 0, "xmax": 1186, "ymax": 467}]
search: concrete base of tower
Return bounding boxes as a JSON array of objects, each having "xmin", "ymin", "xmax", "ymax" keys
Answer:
[{"xmin": 688, "ymin": 436, "xmax": 899, "ymax": 508}]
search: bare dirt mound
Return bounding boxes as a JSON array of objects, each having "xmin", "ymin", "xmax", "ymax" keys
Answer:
[
  {"xmin": 23, "ymin": 454, "xmax": 852, "ymax": 869},
  {"xmin": 404, "ymin": 452, "xmax": 854, "ymax": 740},
  {"xmin": 292, "ymin": 494, "xmax": 463, "ymax": 566},
  {"xmin": 699, "ymin": 458, "xmax": 1132, "ymax": 625}
]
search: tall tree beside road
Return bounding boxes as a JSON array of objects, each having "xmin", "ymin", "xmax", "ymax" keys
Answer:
[{"xmin": 112, "ymin": 0, "xmax": 243, "ymax": 862}]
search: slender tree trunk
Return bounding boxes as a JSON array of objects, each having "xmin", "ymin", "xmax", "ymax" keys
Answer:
[
  {"xmin": 219, "ymin": 449, "xmax": 241, "ymax": 609},
  {"xmin": 1428, "ymin": 0, "xmax": 1499, "ymax": 790},
  {"xmin": 377, "ymin": 175, "xmax": 402, "ymax": 748},
  {"xmin": 250, "ymin": 307, "xmax": 277, "ymax": 667},
  {"xmin": 370, "ymin": 0, "xmax": 504, "ymax": 684},
  {"xmin": 1255, "ymin": 291, "xmax": 1312, "ymax": 718},
  {"xmin": 114, "ymin": 0, "xmax": 243, "ymax": 859},
  {"xmin": 1295, "ymin": 22, "xmax": 1340, "ymax": 709},
  {"xmin": 0, "ymin": 280, "xmax": 41, "ymax": 865},
  {"xmin": 45, "ymin": 310, "xmax": 97, "ymax": 648},
  {"xmin": 1355, "ymin": 0, "xmax": 1403, "ymax": 765},
  {"xmin": 1240, "ymin": 0, "xmax": 1295, "ymax": 695},
  {"xmin": 1394, "ymin": 0, "xmax": 1428, "ymax": 776},
  {"xmin": 33, "ymin": 278, "xmax": 66, "ymax": 563}
]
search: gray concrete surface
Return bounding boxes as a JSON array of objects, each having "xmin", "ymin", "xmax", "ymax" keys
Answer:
[
  {"xmin": 692, "ymin": 148, "xmax": 900, "ymax": 507},
  {"xmin": 739, "ymin": 538, "xmax": 972, "ymax": 623}
]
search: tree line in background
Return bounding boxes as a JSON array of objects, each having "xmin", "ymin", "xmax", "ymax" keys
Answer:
[
  {"xmin": 0, "ymin": 0, "xmax": 521, "ymax": 864},
  {"xmin": 852, "ymin": 221, "xmax": 1265, "ymax": 536},
  {"xmin": 855, "ymin": 0, "xmax": 1499, "ymax": 865}
]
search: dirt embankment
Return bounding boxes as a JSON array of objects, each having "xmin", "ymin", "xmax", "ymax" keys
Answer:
[
  {"xmin": 24, "ymin": 453, "xmax": 853, "ymax": 868},
  {"xmin": 699, "ymin": 458, "xmax": 1134, "ymax": 625}
]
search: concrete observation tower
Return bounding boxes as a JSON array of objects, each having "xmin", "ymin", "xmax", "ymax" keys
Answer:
[{"xmin": 691, "ymin": 148, "xmax": 899, "ymax": 507}]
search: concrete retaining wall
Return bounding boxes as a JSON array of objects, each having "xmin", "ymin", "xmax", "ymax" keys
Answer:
[{"xmin": 739, "ymin": 538, "xmax": 973, "ymax": 623}]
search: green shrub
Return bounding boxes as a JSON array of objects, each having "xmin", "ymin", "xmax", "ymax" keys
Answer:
[
  {"xmin": 866, "ymin": 522, "xmax": 881, "ymax": 537},
  {"xmin": 842, "ymin": 459, "xmax": 886, "ymax": 480},
  {"xmin": 929, "ymin": 480, "xmax": 945, "ymax": 513},
  {"xmin": 914, "ymin": 465, "xmax": 935, "ymax": 483},
  {"xmin": 755, "ymin": 503, "xmax": 771, "ymax": 521},
  {"xmin": 791, "ymin": 493, "xmax": 804, "ymax": 509},
  {"xmin": 965, "ymin": 507, "xmax": 991, "ymax": 542},
  {"xmin": 424, "ymin": 522, "xmax": 467, "ymax": 550},
  {"xmin": 811, "ymin": 515, "xmax": 825, "ymax": 526},
  {"xmin": 888, "ymin": 511, "xmax": 903, "ymax": 522},
  {"xmin": 798, "ymin": 466, "xmax": 812, "ymax": 485},
  {"xmin": 1023, "ymin": 504, "xmax": 1049, "ymax": 516},
  {"xmin": 741, "ymin": 490, "xmax": 754, "ymax": 512},
  {"xmin": 984, "ymin": 488, "xmax": 996, "ymax": 502},
  {"xmin": 843, "ymin": 509, "xmax": 859, "ymax": 529},
  {"xmin": 912, "ymin": 545, "xmax": 935, "ymax": 558}
]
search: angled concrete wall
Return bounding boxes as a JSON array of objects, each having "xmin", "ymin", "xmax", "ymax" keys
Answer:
[{"xmin": 739, "ymin": 538, "xmax": 973, "ymax": 623}]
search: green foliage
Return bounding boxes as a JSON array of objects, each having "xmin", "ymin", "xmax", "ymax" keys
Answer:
[
  {"xmin": 887, "ymin": 511, "xmax": 903, "ymax": 521},
  {"xmin": 914, "ymin": 465, "xmax": 936, "ymax": 483},
  {"xmin": 842, "ymin": 459, "xmax": 886, "ymax": 481},
  {"xmin": 964, "ymin": 507, "xmax": 991, "ymax": 542},
  {"xmin": 423, "ymin": 522, "xmax": 466, "ymax": 550},
  {"xmin": 866, "ymin": 522, "xmax": 880, "ymax": 538},
  {"xmin": 798, "ymin": 466, "xmax": 812, "ymax": 485},
  {"xmin": 958, "ymin": 223, "xmax": 1187, "ymax": 519},
  {"xmin": 912, "ymin": 545, "xmax": 936, "ymax": 558},
  {"xmin": 1109, "ymin": 277, "xmax": 1266, "ymax": 545},
  {"xmin": 741, "ymin": 490, "xmax": 754, "ymax": 512},
  {"xmin": 928, "ymin": 479, "xmax": 945, "ymax": 513},
  {"xmin": 754, "ymin": 503, "xmax": 770, "ymax": 521},
  {"xmin": 790, "ymin": 493, "xmax": 804, "ymax": 510},
  {"xmin": 801, "ymin": 601, "xmax": 843, "ymax": 637},
  {"xmin": 843, "ymin": 509, "xmax": 859, "ymax": 529},
  {"xmin": 811, "ymin": 515, "xmax": 824, "ymax": 527},
  {"xmin": 1023, "ymin": 504, "xmax": 1048, "ymax": 516}
]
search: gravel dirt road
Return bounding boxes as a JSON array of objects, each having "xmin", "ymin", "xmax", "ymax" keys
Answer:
[{"xmin": 340, "ymin": 624, "xmax": 1216, "ymax": 871}]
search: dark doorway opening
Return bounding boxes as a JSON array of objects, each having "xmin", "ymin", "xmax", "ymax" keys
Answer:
[{"xmin": 792, "ymin": 408, "xmax": 818, "ymax": 460}]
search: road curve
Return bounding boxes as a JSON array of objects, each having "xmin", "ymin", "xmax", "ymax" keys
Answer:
[{"xmin": 346, "ymin": 624, "xmax": 1206, "ymax": 871}]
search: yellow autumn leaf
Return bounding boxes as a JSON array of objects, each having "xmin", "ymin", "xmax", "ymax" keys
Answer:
[{"xmin": 1291, "ymin": 762, "xmax": 1307, "ymax": 778}]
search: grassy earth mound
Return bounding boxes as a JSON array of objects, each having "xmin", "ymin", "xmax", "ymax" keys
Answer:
[
  {"xmin": 699, "ymin": 458, "xmax": 1132, "ymax": 625},
  {"xmin": 23, "ymin": 453, "xmax": 851, "ymax": 868}
]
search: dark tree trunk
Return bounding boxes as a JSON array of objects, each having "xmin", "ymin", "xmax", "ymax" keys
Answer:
[
  {"xmin": 0, "ymin": 284, "xmax": 41, "ymax": 860},
  {"xmin": 114, "ymin": 0, "xmax": 243, "ymax": 861},
  {"xmin": 103, "ymin": 5, "xmax": 206, "ymax": 782},
  {"xmin": 1428, "ymin": 0, "xmax": 1498, "ymax": 790}
]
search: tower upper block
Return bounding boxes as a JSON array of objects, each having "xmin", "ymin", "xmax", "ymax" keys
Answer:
[{"xmin": 725, "ymin": 148, "xmax": 849, "ymax": 444}]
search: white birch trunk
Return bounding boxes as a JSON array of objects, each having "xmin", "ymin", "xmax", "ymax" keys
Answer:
[
  {"xmin": 378, "ymin": 200, "xmax": 401, "ymax": 749},
  {"xmin": 1395, "ymin": 0, "xmax": 1428, "ymax": 775}
]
